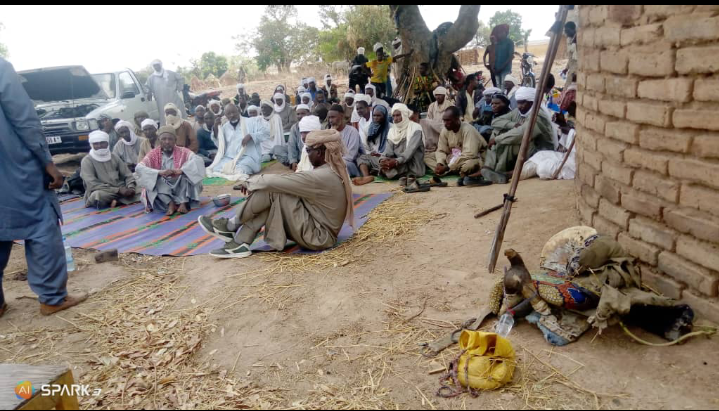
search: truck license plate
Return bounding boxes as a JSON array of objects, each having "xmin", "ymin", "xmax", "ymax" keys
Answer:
[{"xmin": 46, "ymin": 136, "xmax": 62, "ymax": 145}]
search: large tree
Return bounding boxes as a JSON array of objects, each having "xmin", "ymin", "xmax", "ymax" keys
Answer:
[
  {"xmin": 390, "ymin": 5, "xmax": 480, "ymax": 100},
  {"xmin": 316, "ymin": 5, "xmax": 396, "ymax": 63}
]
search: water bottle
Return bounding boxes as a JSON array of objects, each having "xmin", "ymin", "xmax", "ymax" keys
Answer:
[
  {"xmin": 495, "ymin": 313, "xmax": 515, "ymax": 337},
  {"xmin": 63, "ymin": 236, "xmax": 76, "ymax": 272}
]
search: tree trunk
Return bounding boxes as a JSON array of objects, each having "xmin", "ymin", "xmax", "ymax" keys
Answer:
[{"xmin": 390, "ymin": 5, "xmax": 480, "ymax": 102}]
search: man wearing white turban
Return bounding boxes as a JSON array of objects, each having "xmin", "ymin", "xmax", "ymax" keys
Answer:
[
  {"xmin": 421, "ymin": 86, "xmax": 455, "ymax": 170},
  {"xmin": 198, "ymin": 129, "xmax": 353, "ymax": 259},
  {"xmin": 81, "ymin": 130, "xmax": 140, "ymax": 209},
  {"xmin": 273, "ymin": 105, "xmax": 313, "ymax": 169},
  {"xmin": 503, "ymin": 74, "xmax": 520, "ymax": 109},
  {"xmin": 112, "ymin": 120, "xmax": 147, "ymax": 171},
  {"xmin": 341, "ymin": 91, "xmax": 355, "ymax": 123},
  {"xmin": 260, "ymin": 100, "xmax": 287, "ymax": 162},
  {"xmin": 145, "ymin": 59, "xmax": 187, "ymax": 126},
  {"xmin": 272, "ymin": 92, "xmax": 297, "ymax": 133},
  {"xmin": 321, "ymin": 74, "xmax": 338, "ymax": 102},
  {"xmin": 479, "ymin": 87, "xmax": 554, "ymax": 184},
  {"xmin": 307, "ymin": 77, "xmax": 319, "ymax": 101}
]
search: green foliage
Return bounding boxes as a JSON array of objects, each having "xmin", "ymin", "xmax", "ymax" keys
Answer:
[
  {"xmin": 134, "ymin": 66, "xmax": 153, "ymax": 86},
  {"xmin": 199, "ymin": 52, "xmax": 228, "ymax": 78},
  {"xmin": 0, "ymin": 22, "xmax": 8, "ymax": 58},
  {"xmin": 314, "ymin": 5, "xmax": 396, "ymax": 63},
  {"xmin": 489, "ymin": 10, "xmax": 531, "ymax": 46},
  {"xmin": 473, "ymin": 20, "xmax": 491, "ymax": 48}
]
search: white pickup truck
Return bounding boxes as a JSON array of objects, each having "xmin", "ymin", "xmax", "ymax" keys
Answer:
[{"xmin": 18, "ymin": 65, "xmax": 160, "ymax": 155}]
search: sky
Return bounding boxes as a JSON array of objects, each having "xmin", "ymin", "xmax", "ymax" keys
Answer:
[{"xmin": 0, "ymin": 5, "xmax": 558, "ymax": 73}]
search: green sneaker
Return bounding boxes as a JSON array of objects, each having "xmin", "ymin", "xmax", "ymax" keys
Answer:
[
  {"xmin": 198, "ymin": 216, "xmax": 235, "ymax": 242},
  {"xmin": 209, "ymin": 241, "xmax": 252, "ymax": 259}
]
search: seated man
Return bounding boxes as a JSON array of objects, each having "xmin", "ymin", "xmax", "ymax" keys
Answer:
[
  {"xmin": 198, "ymin": 129, "xmax": 354, "ymax": 259},
  {"xmin": 421, "ymin": 86, "xmax": 454, "ymax": 170},
  {"xmin": 164, "ymin": 103, "xmax": 199, "ymax": 153},
  {"xmin": 81, "ymin": 130, "xmax": 140, "ymax": 209},
  {"xmin": 434, "ymin": 106, "xmax": 487, "ymax": 186},
  {"xmin": 314, "ymin": 89, "xmax": 332, "ymax": 113},
  {"xmin": 138, "ymin": 119, "xmax": 159, "ymax": 162},
  {"xmin": 322, "ymin": 74, "xmax": 339, "ymax": 102},
  {"xmin": 197, "ymin": 110, "xmax": 219, "ymax": 166},
  {"xmin": 273, "ymin": 104, "xmax": 311, "ymax": 168},
  {"xmin": 480, "ymin": 87, "xmax": 554, "ymax": 184},
  {"xmin": 134, "ymin": 111, "xmax": 150, "ymax": 137},
  {"xmin": 364, "ymin": 84, "xmax": 390, "ymax": 109},
  {"xmin": 477, "ymin": 92, "xmax": 513, "ymax": 142},
  {"xmin": 354, "ymin": 104, "xmax": 425, "ymax": 185},
  {"xmin": 341, "ymin": 91, "xmax": 355, "ymax": 124},
  {"xmin": 478, "ymin": 87, "xmax": 501, "ymax": 126},
  {"xmin": 272, "ymin": 92, "xmax": 296, "ymax": 133},
  {"xmin": 191, "ymin": 105, "xmax": 206, "ymax": 132},
  {"xmin": 206, "ymin": 103, "xmax": 270, "ymax": 181},
  {"xmin": 112, "ymin": 120, "xmax": 147, "ymax": 171},
  {"xmin": 135, "ymin": 126, "xmax": 206, "ymax": 215},
  {"xmin": 328, "ymin": 104, "xmax": 361, "ymax": 177},
  {"xmin": 261, "ymin": 100, "xmax": 286, "ymax": 162},
  {"xmin": 247, "ymin": 105, "xmax": 260, "ymax": 117}
]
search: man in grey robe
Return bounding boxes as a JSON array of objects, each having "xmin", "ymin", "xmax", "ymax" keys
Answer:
[
  {"xmin": 198, "ymin": 129, "xmax": 354, "ymax": 259},
  {"xmin": 0, "ymin": 57, "xmax": 87, "ymax": 317},
  {"xmin": 328, "ymin": 104, "xmax": 361, "ymax": 177},
  {"xmin": 145, "ymin": 59, "xmax": 187, "ymax": 126},
  {"xmin": 81, "ymin": 130, "xmax": 140, "ymax": 209},
  {"xmin": 112, "ymin": 120, "xmax": 147, "ymax": 171},
  {"xmin": 273, "ymin": 104, "xmax": 310, "ymax": 169},
  {"xmin": 135, "ymin": 126, "xmax": 205, "ymax": 215}
]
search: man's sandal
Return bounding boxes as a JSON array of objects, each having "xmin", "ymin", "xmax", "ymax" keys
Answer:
[
  {"xmin": 403, "ymin": 181, "xmax": 431, "ymax": 193},
  {"xmin": 429, "ymin": 176, "xmax": 448, "ymax": 187}
]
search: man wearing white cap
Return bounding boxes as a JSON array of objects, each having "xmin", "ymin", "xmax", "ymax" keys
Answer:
[
  {"xmin": 503, "ymin": 75, "xmax": 520, "ymax": 109},
  {"xmin": 145, "ymin": 59, "xmax": 187, "ymax": 126},
  {"xmin": 365, "ymin": 43, "xmax": 413, "ymax": 98},
  {"xmin": 478, "ymin": 87, "xmax": 501, "ymax": 126},
  {"xmin": 321, "ymin": 74, "xmax": 338, "ymax": 103},
  {"xmin": 307, "ymin": 77, "xmax": 319, "ymax": 101},
  {"xmin": 81, "ymin": 130, "xmax": 140, "ymax": 209},
  {"xmin": 480, "ymin": 87, "xmax": 554, "ymax": 184},
  {"xmin": 421, "ymin": 86, "xmax": 455, "ymax": 170},
  {"xmin": 274, "ymin": 104, "xmax": 312, "ymax": 169}
]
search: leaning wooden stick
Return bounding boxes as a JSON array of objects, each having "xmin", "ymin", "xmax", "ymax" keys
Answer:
[
  {"xmin": 487, "ymin": 5, "xmax": 569, "ymax": 273},
  {"xmin": 550, "ymin": 134, "xmax": 577, "ymax": 180},
  {"xmin": 474, "ymin": 203, "xmax": 505, "ymax": 219}
]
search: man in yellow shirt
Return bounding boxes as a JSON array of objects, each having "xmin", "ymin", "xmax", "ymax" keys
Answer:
[{"xmin": 365, "ymin": 43, "xmax": 412, "ymax": 98}]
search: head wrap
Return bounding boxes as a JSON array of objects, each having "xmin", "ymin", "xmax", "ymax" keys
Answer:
[
  {"xmin": 392, "ymin": 38, "xmax": 402, "ymax": 47},
  {"xmin": 275, "ymin": 84, "xmax": 285, "ymax": 92},
  {"xmin": 194, "ymin": 104, "xmax": 206, "ymax": 112},
  {"xmin": 114, "ymin": 120, "xmax": 138, "ymax": 146},
  {"xmin": 165, "ymin": 115, "xmax": 184, "ymax": 130},
  {"xmin": 301, "ymin": 92, "xmax": 314, "ymax": 110},
  {"xmin": 133, "ymin": 110, "xmax": 149, "ymax": 128},
  {"xmin": 504, "ymin": 74, "xmax": 518, "ymax": 85},
  {"xmin": 515, "ymin": 87, "xmax": 536, "ymax": 102},
  {"xmin": 353, "ymin": 93, "xmax": 371, "ymax": 106},
  {"xmin": 373, "ymin": 42, "xmax": 383, "ymax": 52},
  {"xmin": 151, "ymin": 59, "xmax": 162, "ymax": 66},
  {"xmin": 157, "ymin": 125, "xmax": 177, "ymax": 137},
  {"xmin": 297, "ymin": 85, "xmax": 306, "ymax": 94},
  {"xmin": 387, "ymin": 103, "xmax": 422, "ymax": 146},
  {"xmin": 260, "ymin": 100, "xmax": 275, "ymax": 120},
  {"xmin": 357, "ymin": 47, "xmax": 365, "ymax": 55},
  {"xmin": 247, "ymin": 105, "xmax": 259, "ymax": 115},
  {"xmin": 299, "ymin": 115, "xmax": 322, "ymax": 133},
  {"xmin": 273, "ymin": 93, "xmax": 286, "ymax": 112},
  {"xmin": 164, "ymin": 102, "xmax": 182, "ymax": 116},
  {"xmin": 141, "ymin": 118, "xmax": 158, "ymax": 130},
  {"xmin": 324, "ymin": 74, "xmax": 332, "ymax": 82},
  {"xmin": 151, "ymin": 59, "xmax": 166, "ymax": 78},
  {"xmin": 307, "ymin": 77, "xmax": 316, "ymax": 84},
  {"xmin": 208, "ymin": 100, "xmax": 223, "ymax": 116},
  {"xmin": 364, "ymin": 84, "xmax": 377, "ymax": 103},
  {"xmin": 367, "ymin": 105, "xmax": 389, "ymax": 153},
  {"xmin": 236, "ymin": 83, "xmax": 245, "ymax": 93},
  {"xmin": 344, "ymin": 92, "xmax": 355, "ymax": 107},
  {"xmin": 433, "ymin": 86, "xmax": 448, "ymax": 96},
  {"xmin": 305, "ymin": 129, "xmax": 355, "ymax": 229},
  {"xmin": 88, "ymin": 130, "xmax": 112, "ymax": 162},
  {"xmin": 483, "ymin": 87, "xmax": 501, "ymax": 96}
]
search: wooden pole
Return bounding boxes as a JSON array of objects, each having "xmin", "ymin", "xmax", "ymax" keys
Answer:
[
  {"xmin": 550, "ymin": 132, "xmax": 577, "ymax": 180},
  {"xmin": 487, "ymin": 5, "xmax": 569, "ymax": 273}
]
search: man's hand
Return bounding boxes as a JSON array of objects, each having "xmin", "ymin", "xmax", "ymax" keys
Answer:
[
  {"xmin": 370, "ymin": 152, "xmax": 382, "ymax": 157},
  {"xmin": 473, "ymin": 107, "xmax": 480, "ymax": 120},
  {"xmin": 291, "ymin": 163, "xmax": 298, "ymax": 171},
  {"xmin": 119, "ymin": 187, "xmax": 135, "ymax": 197},
  {"xmin": 147, "ymin": 93, "xmax": 153, "ymax": 102},
  {"xmin": 214, "ymin": 118, "xmax": 223, "ymax": 128},
  {"xmin": 237, "ymin": 184, "xmax": 250, "ymax": 196},
  {"xmin": 382, "ymin": 158, "xmax": 398, "ymax": 170},
  {"xmin": 45, "ymin": 163, "xmax": 64, "ymax": 190},
  {"xmin": 488, "ymin": 137, "xmax": 497, "ymax": 148},
  {"xmin": 158, "ymin": 170, "xmax": 173, "ymax": 177},
  {"xmin": 435, "ymin": 163, "xmax": 448, "ymax": 175},
  {"xmin": 172, "ymin": 169, "xmax": 183, "ymax": 177},
  {"xmin": 242, "ymin": 134, "xmax": 253, "ymax": 147}
]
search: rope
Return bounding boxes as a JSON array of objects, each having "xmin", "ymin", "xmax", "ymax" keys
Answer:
[{"xmin": 619, "ymin": 322, "xmax": 716, "ymax": 347}]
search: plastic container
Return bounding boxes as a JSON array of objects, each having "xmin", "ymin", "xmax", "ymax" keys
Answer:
[
  {"xmin": 495, "ymin": 313, "xmax": 515, "ymax": 337},
  {"xmin": 63, "ymin": 236, "xmax": 76, "ymax": 272}
]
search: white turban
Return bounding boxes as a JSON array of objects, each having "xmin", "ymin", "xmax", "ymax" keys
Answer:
[
  {"xmin": 208, "ymin": 100, "xmax": 222, "ymax": 116},
  {"xmin": 433, "ymin": 86, "xmax": 448, "ymax": 96},
  {"xmin": 236, "ymin": 83, "xmax": 245, "ymax": 92},
  {"xmin": 273, "ymin": 93, "xmax": 286, "ymax": 113},
  {"xmin": 364, "ymin": 84, "xmax": 377, "ymax": 103},
  {"xmin": 515, "ymin": 87, "xmax": 536, "ymax": 102},
  {"xmin": 295, "ymin": 104, "xmax": 311, "ymax": 112},
  {"xmin": 307, "ymin": 77, "xmax": 316, "ymax": 84},
  {"xmin": 141, "ymin": 118, "xmax": 158, "ymax": 129},
  {"xmin": 392, "ymin": 38, "xmax": 402, "ymax": 46},
  {"xmin": 114, "ymin": 120, "xmax": 138, "ymax": 146},
  {"xmin": 357, "ymin": 47, "xmax": 365, "ymax": 55},
  {"xmin": 299, "ymin": 115, "xmax": 322, "ymax": 133},
  {"xmin": 297, "ymin": 85, "xmax": 306, "ymax": 94},
  {"xmin": 247, "ymin": 105, "xmax": 259, "ymax": 114},
  {"xmin": 373, "ymin": 42, "xmax": 383, "ymax": 52},
  {"xmin": 353, "ymin": 93, "xmax": 371, "ymax": 105},
  {"xmin": 483, "ymin": 87, "xmax": 501, "ymax": 96},
  {"xmin": 301, "ymin": 92, "xmax": 312, "ymax": 101},
  {"xmin": 88, "ymin": 130, "xmax": 111, "ymax": 162},
  {"xmin": 504, "ymin": 74, "xmax": 519, "ymax": 85},
  {"xmin": 89, "ymin": 130, "xmax": 109, "ymax": 144},
  {"xmin": 324, "ymin": 74, "xmax": 332, "ymax": 82},
  {"xmin": 151, "ymin": 59, "xmax": 162, "ymax": 66}
]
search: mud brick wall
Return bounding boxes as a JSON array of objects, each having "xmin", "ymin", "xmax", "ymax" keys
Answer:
[{"xmin": 574, "ymin": 5, "xmax": 719, "ymax": 323}]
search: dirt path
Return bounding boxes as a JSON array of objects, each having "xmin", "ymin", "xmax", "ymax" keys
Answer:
[{"xmin": 2, "ymin": 175, "xmax": 718, "ymax": 410}]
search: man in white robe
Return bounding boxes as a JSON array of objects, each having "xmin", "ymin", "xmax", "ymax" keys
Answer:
[
  {"xmin": 260, "ymin": 100, "xmax": 286, "ymax": 162},
  {"xmin": 145, "ymin": 59, "xmax": 186, "ymax": 126}
]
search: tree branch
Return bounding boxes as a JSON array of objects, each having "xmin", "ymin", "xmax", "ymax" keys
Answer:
[
  {"xmin": 440, "ymin": 5, "xmax": 481, "ymax": 53},
  {"xmin": 391, "ymin": 5, "xmax": 431, "ymax": 41}
]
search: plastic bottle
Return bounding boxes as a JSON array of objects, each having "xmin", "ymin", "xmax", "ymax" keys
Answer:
[
  {"xmin": 495, "ymin": 313, "xmax": 515, "ymax": 337},
  {"xmin": 63, "ymin": 236, "xmax": 76, "ymax": 272}
]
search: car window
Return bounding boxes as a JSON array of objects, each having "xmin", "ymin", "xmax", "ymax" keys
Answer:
[
  {"xmin": 92, "ymin": 73, "xmax": 116, "ymax": 99},
  {"xmin": 119, "ymin": 71, "xmax": 140, "ymax": 96}
]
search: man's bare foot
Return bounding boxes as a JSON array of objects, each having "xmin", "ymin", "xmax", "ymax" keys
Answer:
[
  {"xmin": 39, "ymin": 294, "xmax": 88, "ymax": 316},
  {"xmin": 178, "ymin": 203, "xmax": 190, "ymax": 214},
  {"xmin": 353, "ymin": 176, "xmax": 375, "ymax": 186},
  {"xmin": 145, "ymin": 205, "xmax": 152, "ymax": 213},
  {"xmin": 166, "ymin": 202, "xmax": 177, "ymax": 216},
  {"xmin": 110, "ymin": 199, "xmax": 118, "ymax": 208}
]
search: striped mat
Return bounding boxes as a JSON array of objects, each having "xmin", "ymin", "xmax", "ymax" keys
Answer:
[{"xmin": 60, "ymin": 193, "xmax": 392, "ymax": 257}]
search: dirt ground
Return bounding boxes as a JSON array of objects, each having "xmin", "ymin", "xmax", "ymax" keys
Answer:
[{"xmin": 2, "ymin": 162, "xmax": 718, "ymax": 409}]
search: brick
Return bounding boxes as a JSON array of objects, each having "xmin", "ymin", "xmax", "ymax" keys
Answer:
[
  {"xmin": 589, "ymin": 5, "xmax": 609, "ymax": 26},
  {"xmin": 582, "ymin": 93, "xmax": 598, "ymax": 112},
  {"xmin": 681, "ymin": 291, "xmax": 719, "ymax": 325},
  {"xmin": 586, "ymin": 74, "xmax": 605, "ymax": 93},
  {"xmin": 602, "ymin": 160, "xmax": 634, "ymax": 185},
  {"xmin": 620, "ymin": 23, "xmax": 663, "ymax": 46},
  {"xmin": 581, "ymin": 130, "xmax": 600, "ymax": 151},
  {"xmin": 629, "ymin": 216, "xmax": 676, "ymax": 250},
  {"xmin": 624, "ymin": 148, "xmax": 670, "ymax": 175},
  {"xmin": 599, "ymin": 198, "xmax": 631, "ymax": 229},
  {"xmin": 583, "ymin": 149, "xmax": 603, "ymax": 170},
  {"xmin": 608, "ymin": 5, "xmax": 642, "ymax": 26},
  {"xmin": 578, "ymin": 6, "xmax": 590, "ymax": 26},
  {"xmin": 626, "ymin": 101, "xmax": 673, "ymax": 127},
  {"xmin": 585, "ymin": 113, "xmax": 607, "ymax": 134},
  {"xmin": 645, "ymin": 5, "xmax": 695, "ymax": 19},
  {"xmin": 673, "ymin": 109, "xmax": 719, "ymax": 132},
  {"xmin": 585, "ymin": 50, "xmax": 600, "ymax": 72},
  {"xmin": 579, "ymin": 27, "xmax": 595, "ymax": 48},
  {"xmin": 637, "ymin": 78, "xmax": 693, "ymax": 103},
  {"xmin": 639, "ymin": 126, "xmax": 693, "ymax": 153},
  {"xmin": 597, "ymin": 139, "xmax": 628, "ymax": 160},
  {"xmin": 664, "ymin": 15, "xmax": 719, "ymax": 43},
  {"xmin": 669, "ymin": 158, "xmax": 719, "ymax": 190},
  {"xmin": 594, "ymin": 27, "xmax": 621, "ymax": 47},
  {"xmin": 665, "ymin": 207, "xmax": 719, "ymax": 244},
  {"xmin": 596, "ymin": 175, "xmax": 622, "ymax": 204},
  {"xmin": 676, "ymin": 46, "xmax": 719, "ymax": 75},
  {"xmin": 593, "ymin": 215, "xmax": 621, "ymax": 239},
  {"xmin": 621, "ymin": 189, "xmax": 664, "ymax": 220},
  {"xmin": 577, "ymin": 198, "xmax": 596, "ymax": 226},
  {"xmin": 658, "ymin": 252, "xmax": 719, "ymax": 297},
  {"xmin": 605, "ymin": 121, "xmax": 639, "ymax": 144},
  {"xmin": 576, "ymin": 73, "xmax": 587, "ymax": 91},
  {"xmin": 604, "ymin": 77, "xmax": 637, "ymax": 99},
  {"xmin": 694, "ymin": 79, "xmax": 719, "ymax": 102},
  {"xmin": 629, "ymin": 50, "xmax": 676, "ymax": 77},
  {"xmin": 577, "ymin": 162, "xmax": 597, "ymax": 187},
  {"xmin": 600, "ymin": 50, "xmax": 629, "ymax": 74},
  {"xmin": 680, "ymin": 184, "xmax": 719, "ymax": 217},
  {"xmin": 633, "ymin": 170, "xmax": 679, "ymax": 203},
  {"xmin": 582, "ymin": 184, "xmax": 601, "ymax": 208},
  {"xmin": 677, "ymin": 236, "xmax": 719, "ymax": 273},
  {"xmin": 642, "ymin": 268, "xmax": 684, "ymax": 300},
  {"xmin": 692, "ymin": 134, "xmax": 719, "ymax": 159},
  {"xmin": 619, "ymin": 233, "xmax": 661, "ymax": 265},
  {"xmin": 598, "ymin": 99, "xmax": 626, "ymax": 119}
]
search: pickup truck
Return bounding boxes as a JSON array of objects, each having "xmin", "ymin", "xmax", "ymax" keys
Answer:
[{"xmin": 18, "ymin": 66, "xmax": 160, "ymax": 155}]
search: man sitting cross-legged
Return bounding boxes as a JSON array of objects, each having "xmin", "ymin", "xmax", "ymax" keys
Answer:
[
  {"xmin": 81, "ymin": 130, "xmax": 140, "ymax": 209},
  {"xmin": 198, "ymin": 129, "xmax": 354, "ymax": 259},
  {"xmin": 135, "ymin": 126, "xmax": 206, "ymax": 215},
  {"xmin": 434, "ymin": 106, "xmax": 487, "ymax": 186}
]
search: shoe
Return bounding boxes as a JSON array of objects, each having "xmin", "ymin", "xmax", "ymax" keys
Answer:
[
  {"xmin": 463, "ymin": 176, "xmax": 493, "ymax": 187},
  {"xmin": 40, "ymin": 294, "xmax": 88, "ymax": 316},
  {"xmin": 210, "ymin": 241, "xmax": 252, "ymax": 259},
  {"xmin": 198, "ymin": 216, "xmax": 235, "ymax": 242},
  {"xmin": 399, "ymin": 177, "xmax": 408, "ymax": 187},
  {"xmin": 0, "ymin": 303, "xmax": 7, "ymax": 318},
  {"xmin": 457, "ymin": 177, "xmax": 465, "ymax": 187},
  {"xmin": 403, "ymin": 181, "xmax": 431, "ymax": 193},
  {"xmin": 481, "ymin": 168, "xmax": 509, "ymax": 184}
]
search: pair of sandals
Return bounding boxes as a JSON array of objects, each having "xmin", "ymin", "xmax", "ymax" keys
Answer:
[{"xmin": 400, "ymin": 175, "xmax": 448, "ymax": 193}]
